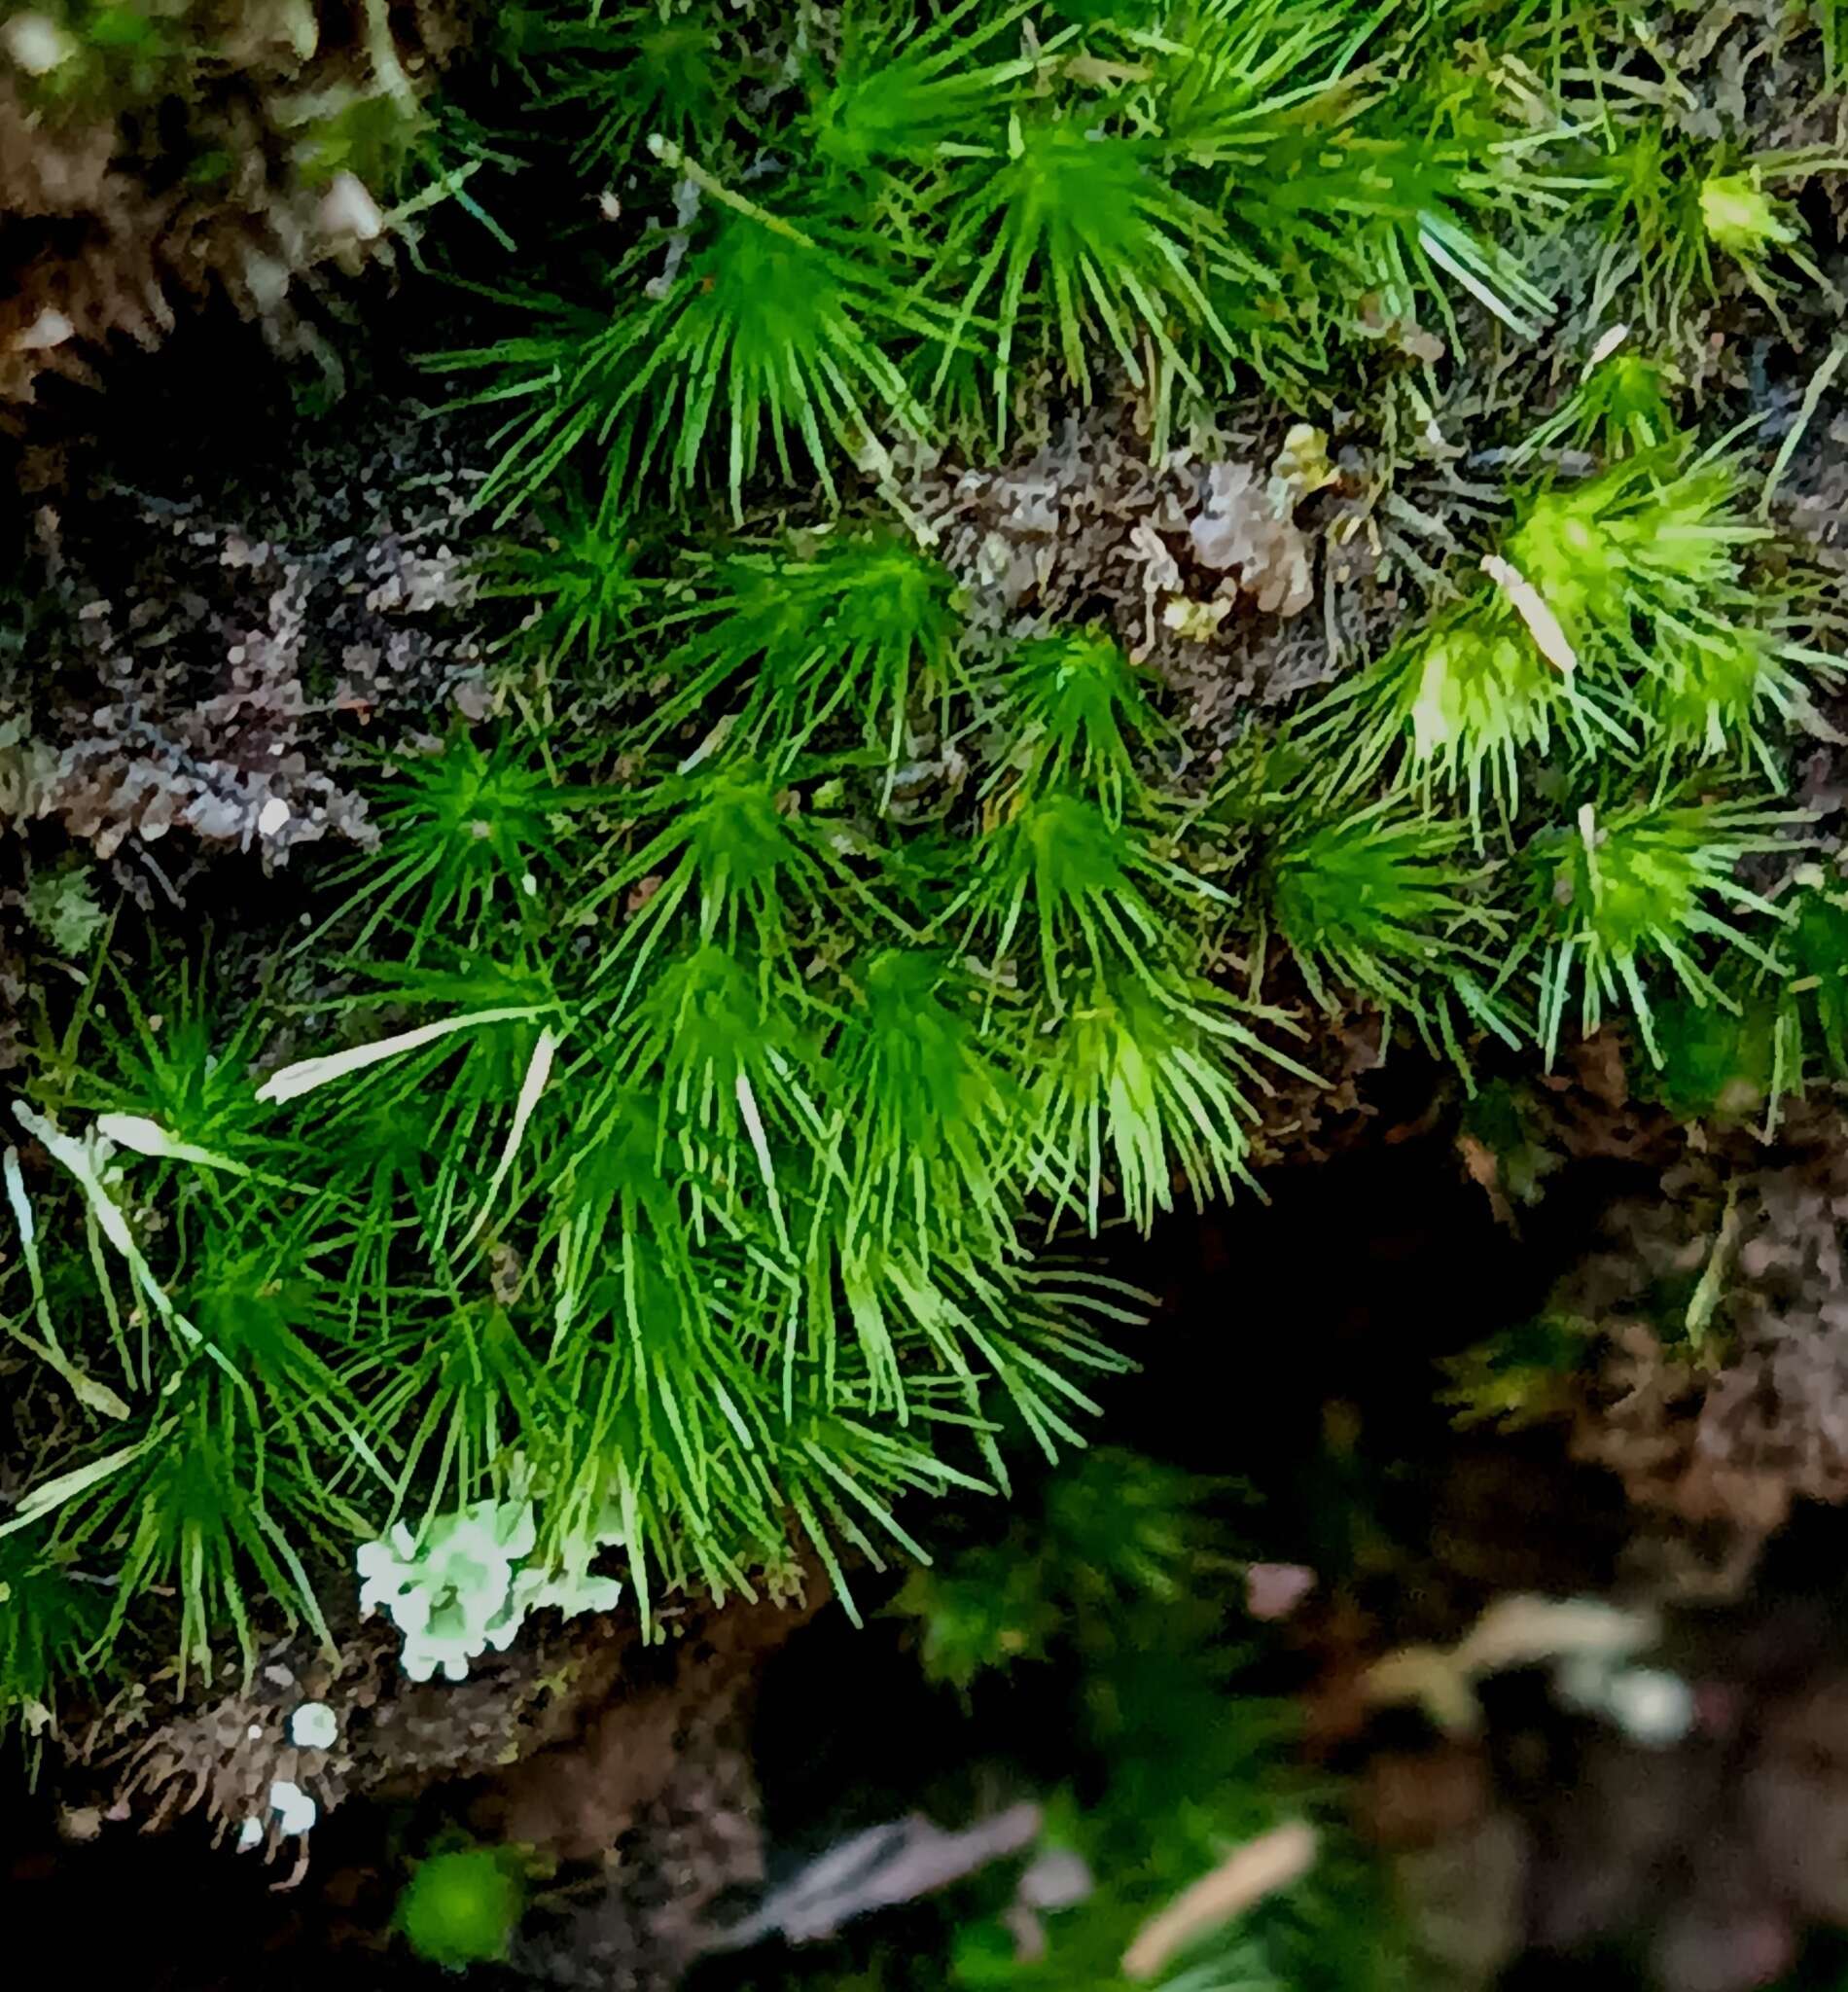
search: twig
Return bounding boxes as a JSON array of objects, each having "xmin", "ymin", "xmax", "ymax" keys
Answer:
[{"xmin": 1121, "ymin": 1821, "xmax": 1319, "ymax": 1981}]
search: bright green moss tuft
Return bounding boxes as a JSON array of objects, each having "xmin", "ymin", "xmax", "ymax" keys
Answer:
[{"xmin": 398, "ymin": 1846, "xmax": 526, "ymax": 1968}]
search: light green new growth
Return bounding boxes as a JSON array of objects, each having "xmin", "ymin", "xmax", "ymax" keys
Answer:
[{"xmin": 1532, "ymin": 797, "xmax": 1800, "ymax": 1068}]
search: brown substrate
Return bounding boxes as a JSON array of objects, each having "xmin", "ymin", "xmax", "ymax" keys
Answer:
[{"xmin": 1, "ymin": 2, "xmax": 469, "ymax": 419}]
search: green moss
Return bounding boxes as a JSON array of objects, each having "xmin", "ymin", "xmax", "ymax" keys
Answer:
[
  {"xmin": 879, "ymin": 1449, "xmax": 1413, "ymax": 1992},
  {"xmin": 4, "ymin": 415, "xmax": 1830, "ymax": 1683},
  {"xmin": 398, "ymin": 1845, "xmax": 526, "ymax": 1968},
  {"xmin": 1529, "ymin": 796, "xmax": 1797, "ymax": 1067},
  {"xmin": 1647, "ymin": 990, "xmax": 1780, "ymax": 1121},
  {"xmin": 439, "ymin": 0, "xmax": 1581, "ymax": 509},
  {"xmin": 0, "ymin": 1546, "xmax": 98, "ymax": 1774},
  {"xmin": 290, "ymin": 88, "xmax": 428, "ymax": 191},
  {"xmin": 6, "ymin": 0, "xmax": 1846, "ymax": 1719}
]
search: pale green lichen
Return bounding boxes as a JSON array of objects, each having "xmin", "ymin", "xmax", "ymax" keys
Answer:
[{"xmin": 356, "ymin": 1496, "xmax": 622, "ymax": 1684}]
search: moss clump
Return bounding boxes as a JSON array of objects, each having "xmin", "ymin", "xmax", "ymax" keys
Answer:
[
  {"xmin": 3, "ymin": 0, "xmax": 1846, "ymax": 1737},
  {"xmin": 398, "ymin": 1844, "xmax": 526, "ymax": 1968}
]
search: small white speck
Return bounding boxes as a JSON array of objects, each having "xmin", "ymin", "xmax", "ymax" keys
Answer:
[
  {"xmin": 317, "ymin": 171, "xmax": 385, "ymax": 244},
  {"xmin": 257, "ymin": 797, "xmax": 292, "ymax": 838},
  {"xmin": 1584, "ymin": 323, "xmax": 1630, "ymax": 373},
  {"xmin": 14, "ymin": 307, "xmax": 74, "ymax": 352},
  {"xmin": 247, "ymin": 1723, "xmax": 264, "ymax": 1741},
  {"xmin": 3, "ymin": 14, "xmax": 75, "ymax": 76},
  {"xmin": 1605, "ymin": 1667, "xmax": 1695, "ymax": 1748},
  {"xmin": 268, "ymin": 1779, "xmax": 318, "ymax": 1836},
  {"xmin": 236, "ymin": 1817, "xmax": 264, "ymax": 1853},
  {"xmin": 289, "ymin": 1702, "xmax": 338, "ymax": 1750}
]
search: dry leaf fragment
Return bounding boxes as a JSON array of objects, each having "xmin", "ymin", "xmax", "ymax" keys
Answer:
[{"xmin": 1365, "ymin": 1594, "xmax": 1660, "ymax": 1735}]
